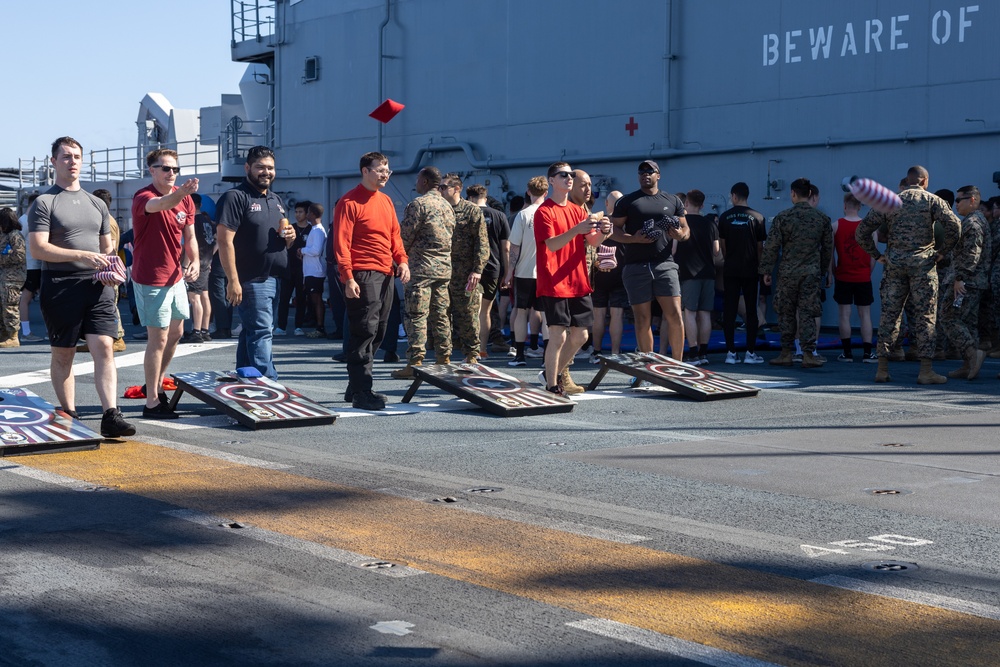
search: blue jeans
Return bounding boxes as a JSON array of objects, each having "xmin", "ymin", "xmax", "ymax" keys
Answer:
[{"xmin": 236, "ymin": 277, "xmax": 277, "ymax": 379}]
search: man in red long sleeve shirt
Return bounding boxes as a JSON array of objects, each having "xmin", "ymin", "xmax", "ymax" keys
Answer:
[{"xmin": 333, "ymin": 152, "xmax": 410, "ymax": 410}]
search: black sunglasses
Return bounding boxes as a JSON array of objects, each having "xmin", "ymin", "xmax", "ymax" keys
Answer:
[
  {"xmin": 153, "ymin": 165, "xmax": 181, "ymax": 174},
  {"xmin": 552, "ymin": 171, "xmax": 573, "ymax": 179}
]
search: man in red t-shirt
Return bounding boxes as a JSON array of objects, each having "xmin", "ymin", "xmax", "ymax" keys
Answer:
[
  {"xmin": 832, "ymin": 193, "xmax": 876, "ymax": 362},
  {"xmin": 131, "ymin": 148, "xmax": 199, "ymax": 419},
  {"xmin": 533, "ymin": 161, "xmax": 611, "ymax": 395}
]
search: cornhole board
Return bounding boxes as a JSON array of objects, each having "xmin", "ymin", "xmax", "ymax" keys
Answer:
[
  {"xmin": 170, "ymin": 371, "xmax": 338, "ymax": 430},
  {"xmin": 401, "ymin": 363, "xmax": 575, "ymax": 417},
  {"xmin": 0, "ymin": 388, "xmax": 102, "ymax": 456},
  {"xmin": 587, "ymin": 352, "xmax": 760, "ymax": 401}
]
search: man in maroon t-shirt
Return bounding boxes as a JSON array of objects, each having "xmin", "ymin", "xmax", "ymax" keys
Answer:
[
  {"xmin": 533, "ymin": 161, "xmax": 611, "ymax": 395},
  {"xmin": 131, "ymin": 148, "xmax": 199, "ymax": 419}
]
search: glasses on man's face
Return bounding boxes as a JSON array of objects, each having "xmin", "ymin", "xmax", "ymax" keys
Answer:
[
  {"xmin": 638, "ymin": 169, "xmax": 658, "ymax": 175},
  {"xmin": 368, "ymin": 167, "xmax": 392, "ymax": 177},
  {"xmin": 437, "ymin": 184, "xmax": 452, "ymax": 191},
  {"xmin": 552, "ymin": 171, "xmax": 573, "ymax": 179},
  {"xmin": 153, "ymin": 165, "xmax": 180, "ymax": 174},
  {"xmin": 955, "ymin": 197, "xmax": 972, "ymax": 203}
]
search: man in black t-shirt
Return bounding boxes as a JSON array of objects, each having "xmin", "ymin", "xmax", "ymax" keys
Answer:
[
  {"xmin": 610, "ymin": 160, "xmax": 689, "ymax": 361},
  {"xmin": 717, "ymin": 181, "xmax": 767, "ymax": 364},
  {"xmin": 673, "ymin": 189, "xmax": 719, "ymax": 364},
  {"xmin": 466, "ymin": 184, "xmax": 510, "ymax": 357}
]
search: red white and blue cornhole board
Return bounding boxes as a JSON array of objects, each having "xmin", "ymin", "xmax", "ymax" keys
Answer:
[
  {"xmin": 587, "ymin": 352, "xmax": 760, "ymax": 401},
  {"xmin": 170, "ymin": 372, "xmax": 338, "ymax": 430},
  {"xmin": 401, "ymin": 363, "xmax": 575, "ymax": 417},
  {"xmin": 0, "ymin": 388, "xmax": 102, "ymax": 456}
]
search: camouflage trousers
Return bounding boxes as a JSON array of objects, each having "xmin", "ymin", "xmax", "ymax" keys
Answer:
[
  {"xmin": 774, "ymin": 273, "xmax": 821, "ymax": 352},
  {"xmin": 449, "ymin": 280, "xmax": 482, "ymax": 357},
  {"xmin": 939, "ymin": 282, "xmax": 980, "ymax": 356},
  {"xmin": 878, "ymin": 259, "xmax": 937, "ymax": 358},
  {"xmin": 934, "ymin": 263, "xmax": 955, "ymax": 353},
  {"xmin": 403, "ymin": 277, "xmax": 451, "ymax": 363},
  {"xmin": 985, "ymin": 267, "xmax": 1000, "ymax": 345},
  {"xmin": 1, "ymin": 282, "xmax": 19, "ymax": 339}
]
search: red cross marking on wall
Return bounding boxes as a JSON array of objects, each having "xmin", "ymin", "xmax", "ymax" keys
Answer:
[{"xmin": 625, "ymin": 117, "xmax": 639, "ymax": 136}]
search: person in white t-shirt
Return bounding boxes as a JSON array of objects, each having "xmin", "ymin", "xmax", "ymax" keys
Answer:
[
  {"xmin": 301, "ymin": 202, "xmax": 328, "ymax": 338},
  {"xmin": 505, "ymin": 175, "xmax": 548, "ymax": 366}
]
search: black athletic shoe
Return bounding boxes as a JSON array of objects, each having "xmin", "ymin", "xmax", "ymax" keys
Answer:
[
  {"xmin": 142, "ymin": 402, "xmax": 179, "ymax": 420},
  {"xmin": 352, "ymin": 390, "xmax": 386, "ymax": 411},
  {"xmin": 57, "ymin": 408, "xmax": 79, "ymax": 420},
  {"xmin": 344, "ymin": 386, "xmax": 388, "ymax": 403},
  {"xmin": 101, "ymin": 408, "xmax": 136, "ymax": 438}
]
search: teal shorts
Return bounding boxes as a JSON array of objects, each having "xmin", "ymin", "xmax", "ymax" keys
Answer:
[{"xmin": 134, "ymin": 280, "xmax": 190, "ymax": 328}]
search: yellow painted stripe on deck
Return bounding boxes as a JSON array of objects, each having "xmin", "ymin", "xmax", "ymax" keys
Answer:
[{"xmin": 21, "ymin": 441, "xmax": 1000, "ymax": 666}]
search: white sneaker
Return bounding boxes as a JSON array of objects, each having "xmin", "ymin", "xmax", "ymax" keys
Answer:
[
  {"xmin": 589, "ymin": 352, "xmax": 602, "ymax": 364},
  {"xmin": 294, "ymin": 328, "xmax": 305, "ymax": 336},
  {"xmin": 743, "ymin": 352, "xmax": 764, "ymax": 364},
  {"xmin": 725, "ymin": 351, "xmax": 739, "ymax": 364},
  {"xmin": 273, "ymin": 327, "xmax": 286, "ymax": 336},
  {"xmin": 507, "ymin": 346, "xmax": 517, "ymax": 357},
  {"xmin": 524, "ymin": 346, "xmax": 544, "ymax": 358}
]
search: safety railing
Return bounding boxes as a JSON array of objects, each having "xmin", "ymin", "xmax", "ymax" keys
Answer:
[{"xmin": 231, "ymin": 0, "xmax": 275, "ymax": 46}]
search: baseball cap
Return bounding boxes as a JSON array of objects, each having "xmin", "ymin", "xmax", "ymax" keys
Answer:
[{"xmin": 639, "ymin": 160, "xmax": 660, "ymax": 173}]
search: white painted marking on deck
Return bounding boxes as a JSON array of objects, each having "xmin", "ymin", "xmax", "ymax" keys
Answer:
[
  {"xmin": 370, "ymin": 620, "xmax": 415, "ymax": 636},
  {"xmin": 0, "ymin": 342, "xmax": 235, "ymax": 388},
  {"xmin": 810, "ymin": 575, "xmax": 1000, "ymax": 621},
  {"xmin": 567, "ymin": 618, "xmax": 781, "ymax": 666}
]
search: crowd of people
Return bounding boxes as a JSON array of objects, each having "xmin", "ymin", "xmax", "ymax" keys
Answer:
[{"xmin": 10, "ymin": 136, "xmax": 1000, "ymax": 430}]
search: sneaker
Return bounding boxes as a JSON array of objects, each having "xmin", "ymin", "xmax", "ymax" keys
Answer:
[
  {"xmin": 142, "ymin": 402, "xmax": 180, "ymax": 420},
  {"xmin": 698, "ymin": 355, "xmax": 709, "ymax": 366},
  {"xmin": 589, "ymin": 352, "xmax": 603, "ymax": 364},
  {"xmin": 200, "ymin": 331, "xmax": 212, "ymax": 342},
  {"xmin": 352, "ymin": 390, "xmax": 386, "ymax": 411},
  {"xmin": 544, "ymin": 384, "xmax": 567, "ymax": 397},
  {"xmin": 293, "ymin": 328, "xmax": 305, "ymax": 336},
  {"xmin": 524, "ymin": 346, "xmax": 544, "ymax": 358},
  {"xmin": 508, "ymin": 357, "xmax": 526, "ymax": 367},
  {"xmin": 537, "ymin": 370, "xmax": 547, "ymax": 387},
  {"xmin": 21, "ymin": 332, "xmax": 44, "ymax": 342},
  {"xmin": 305, "ymin": 329, "xmax": 325, "ymax": 338},
  {"xmin": 792, "ymin": 353, "xmax": 803, "ymax": 363},
  {"xmin": 629, "ymin": 377, "xmax": 652, "ymax": 389},
  {"xmin": 837, "ymin": 353, "xmax": 854, "ymax": 363},
  {"xmin": 743, "ymin": 352, "xmax": 764, "ymax": 364},
  {"xmin": 725, "ymin": 351, "xmax": 739, "ymax": 365},
  {"xmin": 56, "ymin": 408, "xmax": 79, "ymax": 420},
  {"xmin": 506, "ymin": 346, "xmax": 517, "ymax": 358},
  {"xmin": 862, "ymin": 352, "xmax": 878, "ymax": 364},
  {"xmin": 100, "ymin": 408, "xmax": 136, "ymax": 438},
  {"xmin": 273, "ymin": 327, "xmax": 286, "ymax": 336}
]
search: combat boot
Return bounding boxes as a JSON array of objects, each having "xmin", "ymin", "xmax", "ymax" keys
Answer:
[
  {"xmin": 948, "ymin": 362, "xmax": 970, "ymax": 379},
  {"xmin": 916, "ymin": 358, "xmax": 947, "ymax": 385},
  {"xmin": 558, "ymin": 368, "xmax": 585, "ymax": 395},
  {"xmin": 874, "ymin": 357, "xmax": 891, "ymax": 383},
  {"xmin": 966, "ymin": 347, "xmax": 986, "ymax": 380},
  {"xmin": 391, "ymin": 360, "xmax": 422, "ymax": 379},
  {"xmin": 435, "ymin": 355, "xmax": 451, "ymax": 365},
  {"xmin": 801, "ymin": 353, "xmax": 824, "ymax": 368},
  {"xmin": 112, "ymin": 337, "xmax": 127, "ymax": 352},
  {"xmin": 769, "ymin": 349, "xmax": 794, "ymax": 366},
  {"xmin": 0, "ymin": 335, "xmax": 19, "ymax": 348}
]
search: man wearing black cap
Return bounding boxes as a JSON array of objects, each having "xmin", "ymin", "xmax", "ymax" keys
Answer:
[{"xmin": 610, "ymin": 160, "xmax": 689, "ymax": 360}]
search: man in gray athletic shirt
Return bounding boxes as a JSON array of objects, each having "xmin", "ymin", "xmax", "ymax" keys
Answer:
[{"xmin": 28, "ymin": 136, "xmax": 135, "ymax": 438}]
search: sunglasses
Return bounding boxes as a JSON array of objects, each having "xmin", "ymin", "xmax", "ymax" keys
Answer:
[
  {"xmin": 955, "ymin": 196, "xmax": 973, "ymax": 203},
  {"xmin": 638, "ymin": 169, "xmax": 658, "ymax": 175},
  {"xmin": 552, "ymin": 171, "xmax": 574, "ymax": 179},
  {"xmin": 153, "ymin": 165, "xmax": 181, "ymax": 174}
]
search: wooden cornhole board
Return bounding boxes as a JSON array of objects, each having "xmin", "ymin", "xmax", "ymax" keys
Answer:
[
  {"xmin": 0, "ymin": 388, "xmax": 102, "ymax": 456},
  {"xmin": 401, "ymin": 363, "xmax": 575, "ymax": 417},
  {"xmin": 170, "ymin": 371, "xmax": 338, "ymax": 429},
  {"xmin": 587, "ymin": 352, "xmax": 760, "ymax": 401}
]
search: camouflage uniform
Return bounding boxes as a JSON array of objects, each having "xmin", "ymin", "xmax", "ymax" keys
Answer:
[
  {"xmin": 940, "ymin": 210, "xmax": 990, "ymax": 355},
  {"xmin": 399, "ymin": 190, "xmax": 455, "ymax": 363},
  {"xmin": 0, "ymin": 230, "xmax": 28, "ymax": 341},
  {"xmin": 448, "ymin": 199, "xmax": 488, "ymax": 358},
  {"xmin": 857, "ymin": 186, "xmax": 960, "ymax": 358},
  {"xmin": 759, "ymin": 202, "xmax": 833, "ymax": 353}
]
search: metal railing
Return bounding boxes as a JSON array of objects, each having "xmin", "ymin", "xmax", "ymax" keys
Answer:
[{"xmin": 231, "ymin": 0, "xmax": 275, "ymax": 46}]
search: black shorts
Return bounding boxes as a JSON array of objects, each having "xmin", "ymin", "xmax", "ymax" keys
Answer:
[
  {"xmin": 513, "ymin": 277, "xmax": 538, "ymax": 310},
  {"xmin": 40, "ymin": 272, "xmax": 118, "ymax": 348},
  {"xmin": 480, "ymin": 273, "xmax": 500, "ymax": 301},
  {"xmin": 185, "ymin": 260, "xmax": 212, "ymax": 293},
  {"xmin": 834, "ymin": 279, "xmax": 874, "ymax": 306},
  {"xmin": 538, "ymin": 295, "xmax": 594, "ymax": 329},
  {"xmin": 592, "ymin": 285, "xmax": 629, "ymax": 309},
  {"xmin": 303, "ymin": 275, "xmax": 325, "ymax": 295},
  {"xmin": 23, "ymin": 269, "xmax": 41, "ymax": 293}
]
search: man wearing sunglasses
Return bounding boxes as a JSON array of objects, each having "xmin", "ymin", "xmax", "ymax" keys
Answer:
[
  {"xmin": 131, "ymin": 149, "xmax": 200, "ymax": 419},
  {"xmin": 610, "ymin": 160, "xmax": 690, "ymax": 361},
  {"xmin": 534, "ymin": 162, "xmax": 611, "ymax": 395}
]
